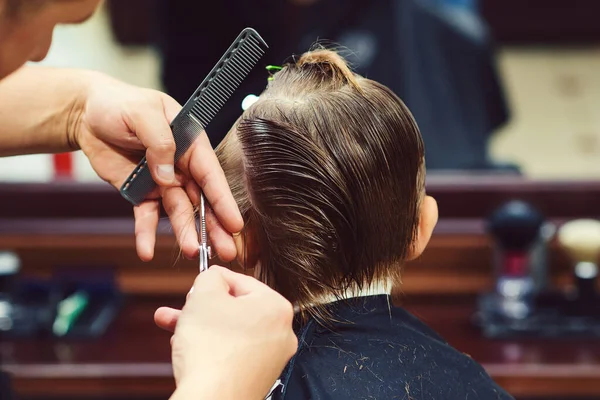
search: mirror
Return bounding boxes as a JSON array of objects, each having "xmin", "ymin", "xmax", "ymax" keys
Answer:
[{"xmin": 0, "ymin": 0, "xmax": 598, "ymax": 182}]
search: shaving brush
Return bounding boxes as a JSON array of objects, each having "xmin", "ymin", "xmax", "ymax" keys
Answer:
[
  {"xmin": 557, "ymin": 219, "xmax": 600, "ymax": 307},
  {"xmin": 488, "ymin": 201, "xmax": 545, "ymax": 296}
]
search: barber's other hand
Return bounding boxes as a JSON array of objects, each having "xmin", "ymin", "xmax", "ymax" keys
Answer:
[
  {"xmin": 154, "ymin": 266, "xmax": 297, "ymax": 400},
  {"xmin": 73, "ymin": 73, "xmax": 243, "ymax": 261}
]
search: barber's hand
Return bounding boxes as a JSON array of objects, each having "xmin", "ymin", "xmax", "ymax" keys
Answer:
[
  {"xmin": 73, "ymin": 73, "xmax": 243, "ymax": 261},
  {"xmin": 154, "ymin": 266, "xmax": 297, "ymax": 400}
]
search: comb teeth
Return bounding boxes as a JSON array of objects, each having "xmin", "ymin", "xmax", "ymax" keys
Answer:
[
  {"xmin": 119, "ymin": 28, "xmax": 268, "ymax": 206},
  {"xmin": 188, "ymin": 34, "xmax": 267, "ymax": 130}
]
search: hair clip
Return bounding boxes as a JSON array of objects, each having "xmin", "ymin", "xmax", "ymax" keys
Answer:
[
  {"xmin": 266, "ymin": 65, "xmax": 283, "ymax": 81},
  {"xmin": 241, "ymin": 65, "xmax": 282, "ymax": 111}
]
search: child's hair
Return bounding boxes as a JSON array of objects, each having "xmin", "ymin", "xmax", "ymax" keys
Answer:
[{"xmin": 216, "ymin": 48, "xmax": 425, "ymax": 319}]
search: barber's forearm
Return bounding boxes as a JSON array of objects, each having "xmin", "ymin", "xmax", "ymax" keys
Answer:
[
  {"xmin": 170, "ymin": 376, "xmax": 268, "ymax": 400},
  {"xmin": 0, "ymin": 66, "xmax": 92, "ymax": 157},
  {"xmin": 170, "ymin": 382, "xmax": 226, "ymax": 400}
]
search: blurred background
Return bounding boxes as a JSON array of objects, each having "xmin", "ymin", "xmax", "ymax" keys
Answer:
[
  {"xmin": 2, "ymin": 1, "xmax": 600, "ymax": 399},
  {"xmin": 1, "ymin": 0, "xmax": 600, "ymax": 180}
]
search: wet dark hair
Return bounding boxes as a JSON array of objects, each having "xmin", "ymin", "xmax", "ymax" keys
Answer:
[{"xmin": 216, "ymin": 49, "xmax": 425, "ymax": 319}]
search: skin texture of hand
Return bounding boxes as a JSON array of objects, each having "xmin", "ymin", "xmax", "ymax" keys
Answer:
[
  {"xmin": 155, "ymin": 267, "xmax": 298, "ymax": 400},
  {"xmin": 74, "ymin": 72, "xmax": 243, "ymax": 261},
  {"xmin": 0, "ymin": 1, "xmax": 241, "ymax": 261}
]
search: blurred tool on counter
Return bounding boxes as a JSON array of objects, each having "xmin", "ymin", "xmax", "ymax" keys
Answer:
[
  {"xmin": 557, "ymin": 219, "xmax": 600, "ymax": 315},
  {"xmin": 0, "ymin": 262, "xmax": 121, "ymax": 340},
  {"xmin": 476, "ymin": 201, "xmax": 552, "ymax": 337},
  {"xmin": 0, "ymin": 251, "xmax": 20, "ymax": 334},
  {"xmin": 477, "ymin": 205, "xmax": 600, "ymax": 338},
  {"xmin": 52, "ymin": 290, "xmax": 90, "ymax": 337},
  {"xmin": 482, "ymin": 201, "xmax": 549, "ymax": 321},
  {"xmin": 48, "ymin": 267, "xmax": 122, "ymax": 339}
]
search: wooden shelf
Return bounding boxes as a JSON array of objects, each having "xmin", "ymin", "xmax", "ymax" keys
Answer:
[
  {"xmin": 0, "ymin": 217, "xmax": 579, "ymax": 296},
  {"xmin": 5, "ymin": 296, "xmax": 600, "ymax": 399},
  {"xmin": 2, "ymin": 178, "xmax": 600, "ymax": 219}
]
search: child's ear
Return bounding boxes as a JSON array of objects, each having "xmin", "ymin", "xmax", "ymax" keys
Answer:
[{"xmin": 407, "ymin": 195, "xmax": 438, "ymax": 261}]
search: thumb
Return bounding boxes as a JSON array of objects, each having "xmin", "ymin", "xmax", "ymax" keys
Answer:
[
  {"xmin": 188, "ymin": 266, "xmax": 233, "ymax": 299},
  {"xmin": 209, "ymin": 266, "xmax": 272, "ymax": 297}
]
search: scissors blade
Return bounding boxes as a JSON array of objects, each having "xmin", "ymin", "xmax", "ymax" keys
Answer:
[{"xmin": 199, "ymin": 193, "xmax": 210, "ymax": 272}]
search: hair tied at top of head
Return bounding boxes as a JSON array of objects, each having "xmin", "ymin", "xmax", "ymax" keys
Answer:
[{"xmin": 297, "ymin": 49, "xmax": 361, "ymax": 90}]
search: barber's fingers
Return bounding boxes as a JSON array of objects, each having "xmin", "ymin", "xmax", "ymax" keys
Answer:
[
  {"xmin": 138, "ymin": 171, "xmax": 187, "ymax": 201},
  {"xmin": 190, "ymin": 266, "xmax": 232, "ymax": 297},
  {"xmin": 185, "ymin": 179, "xmax": 202, "ymax": 205},
  {"xmin": 196, "ymin": 267, "xmax": 295, "ymax": 328},
  {"xmin": 185, "ymin": 180, "xmax": 238, "ymax": 262},
  {"xmin": 183, "ymin": 134, "xmax": 244, "ymax": 235},
  {"xmin": 134, "ymin": 200, "xmax": 160, "ymax": 261},
  {"xmin": 205, "ymin": 205, "xmax": 238, "ymax": 262},
  {"xmin": 159, "ymin": 270, "xmax": 273, "ymax": 332},
  {"xmin": 154, "ymin": 307, "xmax": 181, "ymax": 333},
  {"xmin": 127, "ymin": 92, "xmax": 181, "ymax": 187},
  {"xmin": 160, "ymin": 93, "xmax": 183, "ymax": 123},
  {"xmin": 161, "ymin": 186, "xmax": 199, "ymax": 259},
  {"xmin": 199, "ymin": 265, "xmax": 270, "ymax": 297}
]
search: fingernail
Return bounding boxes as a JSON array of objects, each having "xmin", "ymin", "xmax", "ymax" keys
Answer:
[{"xmin": 157, "ymin": 164, "xmax": 175, "ymax": 183}]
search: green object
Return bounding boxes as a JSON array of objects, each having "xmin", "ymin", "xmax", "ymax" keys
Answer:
[
  {"xmin": 53, "ymin": 291, "xmax": 89, "ymax": 337},
  {"xmin": 266, "ymin": 65, "xmax": 283, "ymax": 81}
]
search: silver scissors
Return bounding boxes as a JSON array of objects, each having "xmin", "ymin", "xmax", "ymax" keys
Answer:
[{"xmin": 198, "ymin": 193, "xmax": 211, "ymax": 273}]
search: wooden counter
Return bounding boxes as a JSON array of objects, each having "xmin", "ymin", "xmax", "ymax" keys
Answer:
[
  {"xmin": 0, "ymin": 217, "xmax": 581, "ymax": 297},
  {"xmin": 407, "ymin": 298, "xmax": 600, "ymax": 399},
  {"xmin": 2, "ymin": 297, "xmax": 177, "ymax": 399},
  {"xmin": 3, "ymin": 296, "xmax": 600, "ymax": 399},
  {"xmin": 1, "ymin": 179, "xmax": 600, "ymax": 399}
]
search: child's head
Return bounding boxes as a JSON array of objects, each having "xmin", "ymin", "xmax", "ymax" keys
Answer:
[{"xmin": 216, "ymin": 49, "xmax": 438, "ymax": 315}]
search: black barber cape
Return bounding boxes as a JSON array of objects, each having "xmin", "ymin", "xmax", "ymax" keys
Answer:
[{"xmin": 269, "ymin": 295, "xmax": 514, "ymax": 400}]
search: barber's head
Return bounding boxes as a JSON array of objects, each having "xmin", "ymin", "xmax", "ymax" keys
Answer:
[
  {"xmin": 216, "ymin": 49, "xmax": 438, "ymax": 319},
  {"xmin": 0, "ymin": 0, "xmax": 100, "ymax": 78}
]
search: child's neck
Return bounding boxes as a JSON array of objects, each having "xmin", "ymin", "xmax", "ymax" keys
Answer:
[{"xmin": 294, "ymin": 278, "xmax": 392, "ymax": 313}]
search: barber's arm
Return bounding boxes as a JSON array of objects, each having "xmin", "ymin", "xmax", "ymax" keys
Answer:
[
  {"xmin": 0, "ymin": 66, "xmax": 89, "ymax": 156},
  {"xmin": 155, "ymin": 267, "xmax": 298, "ymax": 400},
  {"xmin": 0, "ymin": 66, "xmax": 242, "ymax": 261}
]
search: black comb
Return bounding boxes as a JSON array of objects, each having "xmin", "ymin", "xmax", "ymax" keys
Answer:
[{"xmin": 120, "ymin": 28, "xmax": 268, "ymax": 205}]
